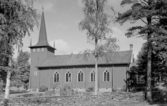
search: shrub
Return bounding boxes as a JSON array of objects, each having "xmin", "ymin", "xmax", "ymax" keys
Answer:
[
  {"xmin": 45, "ymin": 89, "xmax": 55, "ymax": 96},
  {"xmin": 39, "ymin": 85, "xmax": 48, "ymax": 92},
  {"xmin": 86, "ymin": 86, "xmax": 94, "ymax": 92},
  {"xmin": 52, "ymin": 83, "xmax": 60, "ymax": 90},
  {"xmin": 152, "ymin": 82, "xmax": 167, "ymax": 103},
  {"xmin": 18, "ymin": 93, "xmax": 35, "ymax": 98},
  {"xmin": 31, "ymin": 88, "xmax": 37, "ymax": 91},
  {"xmin": 59, "ymin": 83, "xmax": 74, "ymax": 96},
  {"xmin": 121, "ymin": 85, "xmax": 127, "ymax": 92}
]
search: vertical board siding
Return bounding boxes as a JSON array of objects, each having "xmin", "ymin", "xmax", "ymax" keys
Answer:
[
  {"xmin": 113, "ymin": 66, "xmax": 127, "ymax": 89},
  {"xmin": 85, "ymin": 68, "xmax": 95, "ymax": 89},
  {"xmin": 38, "ymin": 65, "xmax": 128, "ymax": 90},
  {"xmin": 40, "ymin": 69, "xmax": 50, "ymax": 88},
  {"xmin": 99, "ymin": 67, "xmax": 112, "ymax": 88},
  {"xmin": 75, "ymin": 69, "xmax": 85, "ymax": 89},
  {"xmin": 51, "ymin": 69, "xmax": 61, "ymax": 89}
]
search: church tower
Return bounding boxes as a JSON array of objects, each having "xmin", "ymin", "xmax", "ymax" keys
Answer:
[{"xmin": 29, "ymin": 9, "xmax": 56, "ymax": 90}]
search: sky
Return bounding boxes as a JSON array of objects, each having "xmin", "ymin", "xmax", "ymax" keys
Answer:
[{"xmin": 15, "ymin": 0, "xmax": 146, "ymax": 59}]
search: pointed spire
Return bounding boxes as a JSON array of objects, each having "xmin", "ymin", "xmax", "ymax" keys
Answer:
[
  {"xmin": 29, "ymin": 6, "xmax": 56, "ymax": 50},
  {"xmin": 35, "ymin": 6, "xmax": 49, "ymax": 46}
]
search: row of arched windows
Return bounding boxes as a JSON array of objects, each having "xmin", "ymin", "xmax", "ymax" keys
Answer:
[{"xmin": 53, "ymin": 69, "xmax": 110, "ymax": 83}]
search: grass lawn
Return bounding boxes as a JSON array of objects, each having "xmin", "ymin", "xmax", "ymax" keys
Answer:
[{"xmin": 0, "ymin": 91, "xmax": 166, "ymax": 106}]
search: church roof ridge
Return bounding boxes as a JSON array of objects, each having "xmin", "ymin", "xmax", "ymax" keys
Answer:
[
  {"xmin": 51, "ymin": 50, "xmax": 132, "ymax": 56},
  {"xmin": 38, "ymin": 50, "xmax": 133, "ymax": 68}
]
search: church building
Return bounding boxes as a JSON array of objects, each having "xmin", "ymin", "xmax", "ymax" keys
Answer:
[{"xmin": 29, "ymin": 11, "xmax": 134, "ymax": 91}]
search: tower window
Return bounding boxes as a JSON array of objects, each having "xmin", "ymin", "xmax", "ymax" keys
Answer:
[
  {"xmin": 41, "ymin": 48, "xmax": 44, "ymax": 51},
  {"xmin": 37, "ymin": 48, "xmax": 40, "ymax": 52},
  {"xmin": 104, "ymin": 69, "xmax": 110, "ymax": 81},
  {"xmin": 54, "ymin": 72, "xmax": 59, "ymax": 82},
  {"xmin": 66, "ymin": 71, "xmax": 72, "ymax": 82},
  {"xmin": 90, "ymin": 70, "xmax": 95, "ymax": 82},
  {"xmin": 78, "ymin": 70, "xmax": 84, "ymax": 82},
  {"xmin": 34, "ymin": 71, "xmax": 38, "ymax": 76},
  {"xmin": 33, "ymin": 49, "xmax": 36, "ymax": 52}
]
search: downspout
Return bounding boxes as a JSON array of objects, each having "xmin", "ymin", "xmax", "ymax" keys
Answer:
[
  {"xmin": 61, "ymin": 68, "xmax": 63, "ymax": 86},
  {"xmin": 112, "ymin": 66, "xmax": 114, "ymax": 92},
  {"xmin": 38, "ymin": 69, "xmax": 40, "ymax": 91},
  {"xmin": 49, "ymin": 68, "xmax": 51, "ymax": 89},
  {"xmin": 85, "ymin": 67, "xmax": 87, "ymax": 90},
  {"xmin": 29, "ymin": 72, "xmax": 31, "ymax": 90},
  {"xmin": 126, "ymin": 66, "xmax": 129, "ymax": 92}
]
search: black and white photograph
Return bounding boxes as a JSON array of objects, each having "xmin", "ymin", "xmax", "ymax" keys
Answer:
[{"xmin": 0, "ymin": 0, "xmax": 167, "ymax": 105}]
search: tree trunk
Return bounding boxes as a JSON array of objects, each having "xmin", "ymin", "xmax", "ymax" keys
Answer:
[
  {"xmin": 147, "ymin": 41, "xmax": 152, "ymax": 103},
  {"xmin": 94, "ymin": 56, "xmax": 98, "ymax": 95},
  {"xmin": 146, "ymin": 12, "xmax": 152, "ymax": 102},
  {"xmin": 4, "ymin": 58, "xmax": 11, "ymax": 99},
  {"xmin": 94, "ymin": 36, "xmax": 98, "ymax": 95},
  {"xmin": 4, "ymin": 70, "xmax": 11, "ymax": 99}
]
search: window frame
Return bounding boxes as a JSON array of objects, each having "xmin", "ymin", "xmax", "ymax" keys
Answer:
[
  {"xmin": 34, "ymin": 71, "xmax": 38, "ymax": 76},
  {"xmin": 33, "ymin": 49, "xmax": 36, "ymax": 52},
  {"xmin": 90, "ymin": 69, "xmax": 95, "ymax": 82},
  {"xmin": 41, "ymin": 48, "xmax": 44, "ymax": 51},
  {"xmin": 65, "ymin": 71, "xmax": 72, "ymax": 83},
  {"xmin": 103, "ymin": 69, "xmax": 110, "ymax": 82},
  {"xmin": 77, "ymin": 70, "xmax": 84, "ymax": 82},
  {"xmin": 136, "ymin": 75, "xmax": 145, "ymax": 84},
  {"xmin": 53, "ymin": 71, "xmax": 59, "ymax": 83}
]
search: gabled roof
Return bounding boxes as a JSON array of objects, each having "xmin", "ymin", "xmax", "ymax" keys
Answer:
[{"xmin": 38, "ymin": 50, "xmax": 132, "ymax": 68}]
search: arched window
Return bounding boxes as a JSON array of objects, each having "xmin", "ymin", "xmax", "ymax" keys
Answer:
[
  {"xmin": 66, "ymin": 71, "xmax": 71, "ymax": 82},
  {"xmin": 104, "ymin": 69, "xmax": 110, "ymax": 81},
  {"xmin": 54, "ymin": 72, "xmax": 59, "ymax": 82},
  {"xmin": 90, "ymin": 70, "xmax": 95, "ymax": 82},
  {"xmin": 78, "ymin": 70, "xmax": 84, "ymax": 82}
]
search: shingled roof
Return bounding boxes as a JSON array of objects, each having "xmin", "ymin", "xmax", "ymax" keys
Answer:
[{"xmin": 38, "ymin": 50, "xmax": 132, "ymax": 68}]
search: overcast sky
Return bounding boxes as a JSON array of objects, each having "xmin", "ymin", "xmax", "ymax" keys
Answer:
[{"xmin": 15, "ymin": 0, "xmax": 146, "ymax": 59}]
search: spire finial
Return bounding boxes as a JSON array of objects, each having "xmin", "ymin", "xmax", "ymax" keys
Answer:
[{"xmin": 42, "ymin": 6, "xmax": 44, "ymax": 11}]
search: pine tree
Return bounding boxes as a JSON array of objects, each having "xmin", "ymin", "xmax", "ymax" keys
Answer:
[{"xmin": 116, "ymin": 0, "xmax": 167, "ymax": 102}]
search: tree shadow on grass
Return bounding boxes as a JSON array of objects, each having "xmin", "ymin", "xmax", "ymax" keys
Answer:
[{"xmin": 10, "ymin": 90, "xmax": 28, "ymax": 94}]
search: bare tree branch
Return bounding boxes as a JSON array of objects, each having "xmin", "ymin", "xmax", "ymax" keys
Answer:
[
  {"xmin": 140, "ymin": 0, "xmax": 148, "ymax": 5},
  {"xmin": 140, "ymin": 18, "xmax": 147, "ymax": 24}
]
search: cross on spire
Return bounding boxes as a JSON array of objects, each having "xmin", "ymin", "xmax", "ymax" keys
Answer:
[{"xmin": 42, "ymin": 6, "xmax": 44, "ymax": 11}]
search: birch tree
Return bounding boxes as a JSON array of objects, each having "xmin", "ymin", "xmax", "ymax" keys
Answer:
[
  {"xmin": 79, "ymin": 0, "xmax": 118, "ymax": 95},
  {"xmin": 0, "ymin": 0, "xmax": 38, "ymax": 100}
]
